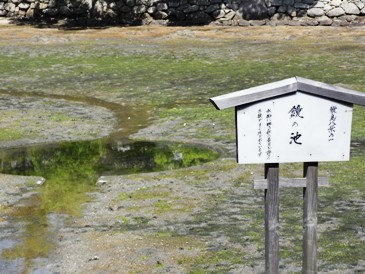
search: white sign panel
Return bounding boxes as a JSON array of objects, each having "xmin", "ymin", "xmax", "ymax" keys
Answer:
[{"xmin": 236, "ymin": 92, "xmax": 353, "ymax": 164}]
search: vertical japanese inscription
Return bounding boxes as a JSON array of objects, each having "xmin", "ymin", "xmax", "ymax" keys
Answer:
[
  {"xmin": 266, "ymin": 108, "xmax": 272, "ymax": 160},
  {"xmin": 258, "ymin": 109, "xmax": 263, "ymax": 157},
  {"xmin": 289, "ymin": 104, "xmax": 304, "ymax": 145},
  {"xmin": 237, "ymin": 93, "xmax": 352, "ymax": 164},
  {"xmin": 328, "ymin": 106, "xmax": 337, "ymax": 141}
]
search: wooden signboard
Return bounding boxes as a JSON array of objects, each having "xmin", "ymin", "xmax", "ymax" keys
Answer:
[
  {"xmin": 210, "ymin": 77, "xmax": 365, "ymax": 274},
  {"xmin": 236, "ymin": 92, "xmax": 353, "ymax": 164}
]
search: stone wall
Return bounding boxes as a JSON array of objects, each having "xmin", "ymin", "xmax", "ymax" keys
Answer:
[{"xmin": 0, "ymin": 0, "xmax": 365, "ymax": 26}]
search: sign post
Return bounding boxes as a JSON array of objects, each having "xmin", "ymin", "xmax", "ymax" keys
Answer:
[
  {"xmin": 210, "ymin": 77, "xmax": 365, "ymax": 273},
  {"xmin": 303, "ymin": 162, "xmax": 318, "ymax": 274},
  {"xmin": 265, "ymin": 163, "xmax": 280, "ymax": 274}
]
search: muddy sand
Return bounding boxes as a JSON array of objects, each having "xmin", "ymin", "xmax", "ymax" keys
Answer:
[{"xmin": 0, "ymin": 24, "xmax": 364, "ymax": 273}]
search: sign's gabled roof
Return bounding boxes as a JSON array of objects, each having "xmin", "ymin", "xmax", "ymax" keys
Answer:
[{"xmin": 210, "ymin": 76, "xmax": 365, "ymax": 110}]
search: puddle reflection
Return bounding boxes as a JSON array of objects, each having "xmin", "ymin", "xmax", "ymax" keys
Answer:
[{"xmin": 0, "ymin": 137, "xmax": 219, "ymax": 273}]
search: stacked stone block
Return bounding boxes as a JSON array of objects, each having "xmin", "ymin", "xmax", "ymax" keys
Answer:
[{"xmin": 0, "ymin": 0, "xmax": 364, "ymax": 25}]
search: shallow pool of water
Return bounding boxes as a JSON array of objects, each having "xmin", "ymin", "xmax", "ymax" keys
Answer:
[{"xmin": 0, "ymin": 136, "xmax": 219, "ymax": 273}]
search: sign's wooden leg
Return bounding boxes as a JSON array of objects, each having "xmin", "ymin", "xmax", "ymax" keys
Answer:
[
  {"xmin": 303, "ymin": 162, "xmax": 318, "ymax": 274},
  {"xmin": 265, "ymin": 163, "xmax": 280, "ymax": 274}
]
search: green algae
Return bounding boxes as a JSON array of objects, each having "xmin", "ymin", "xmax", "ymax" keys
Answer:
[
  {"xmin": 1, "ymin": 34, "xmax": 365, "ymax": 108},
  {"xmin": 0, "ymin": 139, "xmax": 219, "ymax": 272}
]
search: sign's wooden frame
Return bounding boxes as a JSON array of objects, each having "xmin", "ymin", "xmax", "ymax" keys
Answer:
[{"xmin": 210, "ymin": 77, "xmax": 365, "ymax": 274}]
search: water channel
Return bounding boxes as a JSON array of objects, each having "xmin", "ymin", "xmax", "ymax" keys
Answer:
[{"xmin": 0, "ymin": 94, "xmax": 219, "ymax": 273}]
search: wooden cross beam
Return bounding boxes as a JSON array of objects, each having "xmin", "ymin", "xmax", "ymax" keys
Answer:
[{"xmin": 253, "ymin": 177, "xmax": 329, "ymax": 189}]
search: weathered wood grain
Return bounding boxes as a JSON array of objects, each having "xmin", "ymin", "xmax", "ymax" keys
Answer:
[
  {"xmin": 265, "ymin": 163, "xmax": 280, "ymax": 274},
  {"xmin": 302, "ymin": 162, "xmax": 318, "ymax": 274}
]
